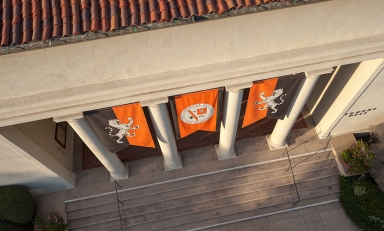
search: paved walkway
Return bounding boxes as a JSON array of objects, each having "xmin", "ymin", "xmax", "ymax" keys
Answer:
[{"xmin": 202, "ymin": 201, "xmax": 361, "ymax": 231}]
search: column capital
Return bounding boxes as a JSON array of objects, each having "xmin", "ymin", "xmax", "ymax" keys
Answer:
[
  {"xmin": 140, "ymin": 97, "xmax": 169, "ymax": 107},
  {"xmin": 53, "ymin": 112, "xmax": 83, "ymax": 123},
  {"xmin": 305, "ymin": 68, "xmax": 334, "ymax": 79},
  {"xmin": 225, "ymin": 82, "xmax": 253, "ymax": 92}
]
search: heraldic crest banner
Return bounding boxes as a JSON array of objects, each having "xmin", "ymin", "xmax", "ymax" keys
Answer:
[
  {"xmin": 170, "ymin": 88, "xmax": 223, "ymax": 139},
  {"xmin": 242, "ymin": 74, "xmax": 304, "ymax": 128},
  {"xmin": 84, "ymin": 102, "xmax": 155, "ymax": 153}
]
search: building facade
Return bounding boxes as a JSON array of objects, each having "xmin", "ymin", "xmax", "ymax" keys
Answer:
[{"xmin": 1, "ymin": 0, "xmax": 384, "ymax": 195}]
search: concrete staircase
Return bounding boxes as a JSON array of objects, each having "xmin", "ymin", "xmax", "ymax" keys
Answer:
[{"xmin": 66, "ymin": 150, "xmax": 340, "ymax": 231}]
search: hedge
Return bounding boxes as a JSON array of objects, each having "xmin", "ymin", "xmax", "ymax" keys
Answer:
[
  {"xmin": 339, "ymin": 175, "xmax": 384, "ymax": 231},
  {"xmin": 0, "ymin": 222, "xmax": 23, "ymax": 231},
  {"xmin": 0, "ymin": 186, "xmax": 35, "ymax": 224}
]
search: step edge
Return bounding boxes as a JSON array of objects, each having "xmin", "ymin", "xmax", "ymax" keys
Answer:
[
  {"xmin": 124, "ymin": 191, "xmax": 341, "ymax": 231},
  {"xmin": 67, "ymin": 166, "xmax": 339, "ymax": 216},
  {"xmin": 68, "ymin": 171, "xmax": 340, "ymax": 221},
  {"xmin": 188, "ymin": 199, "xmax": 340, "ymax": 231},
  {"xmin": 65, "ymin": 148, "xmax": 334, "ymax": 204},
  {"xmin": 74, "ymin": 183, "xmax": 340, "ymax": 229}
]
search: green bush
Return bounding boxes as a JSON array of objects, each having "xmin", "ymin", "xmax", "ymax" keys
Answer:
[
  {"xmin": 0, "ymin": 186, "xmax": 35, "ymax": 224},
  {"xmin": 0, "ymin": 221, "xmax": 23, "ymax": 231},
  {"xmin": 341, "ymin": 140, "xmax": 375, "ymax": 175},
  {"xmin": 339, "ymin": 175, "xmax": 384, "ymax": 231}
]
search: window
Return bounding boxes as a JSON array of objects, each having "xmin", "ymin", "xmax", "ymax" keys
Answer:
[{"xmin": 55, "ymin": 122, "xmax": 67, "ymax": 149}]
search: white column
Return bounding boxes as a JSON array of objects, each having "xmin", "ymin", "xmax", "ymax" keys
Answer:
[
  {"xmin": 67, "ymin": 117, "xmax": 129, "ymax": 180},
  {"xmin": 266, "ymin": 68, "xmax": 334, "ymax": 150},
  {"xmin": 216, "ymin": 82, "xmax": 252, "ymax": 160},
  {"xmin": 142, "ymin": 98, "xmax": 182, "ymax": 171}
]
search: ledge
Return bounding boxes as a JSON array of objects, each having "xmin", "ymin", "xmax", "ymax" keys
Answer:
[{"xmin": 330, "ymin": 133, "xmax": 356, "ymax": 176}]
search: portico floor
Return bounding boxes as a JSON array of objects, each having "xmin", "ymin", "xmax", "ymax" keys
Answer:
[{"xmin": 36, "ymin": 107, "xmax": 363, "ymax": 230}]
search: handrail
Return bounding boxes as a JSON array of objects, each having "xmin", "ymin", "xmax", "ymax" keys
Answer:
[{"xmin": 114, "ymin": 180, "xmax": 127, "ymax": 231}]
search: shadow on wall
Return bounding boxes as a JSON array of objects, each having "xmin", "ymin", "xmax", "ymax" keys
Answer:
[
  {"xmin": 307, "ymin": 63, "xmax": 360, "ymax": 125},
  {"xmin": 0, "ymin": 173, "xmax": 67, "ymax": 196}
]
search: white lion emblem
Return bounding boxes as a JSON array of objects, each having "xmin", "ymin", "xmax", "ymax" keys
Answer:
[
  {"xmin": 105, "ymin": 117, "xmax": 140, "ymax": 143},
  {"xmin": 255, "ymin": 88, "xmax": 287, "ymax": 113}
]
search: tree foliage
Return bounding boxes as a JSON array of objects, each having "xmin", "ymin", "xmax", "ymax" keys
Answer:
[
  {"xmin": 0, "ymin": 186, "xmax": 35, "ymax": 224},
  {"xmin": 340, "ymin": 175, "xmax": 384, "ymax": 231}
]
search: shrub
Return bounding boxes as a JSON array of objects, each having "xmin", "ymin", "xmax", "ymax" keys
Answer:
[
  {"xmin": 42, "ymin": 218, "xmax": 67, "ymax": 231},
  {"xmin": 339, "ymin": 175, "xmax": 384, "ymax": 231},
  {"xmin": 34, "ymin": 214, "xmax": 68, "ymax": 231},
  {"xmin": 341, "ymin": 140, "xmax": 375, "ymax": 175},
  {"xmin": 0, "ymin": 221, "xmax": 23, "ymax": 231},
  {"xmin": 0, "ymin": 186, "xmax": 35, "ymax": 224}
]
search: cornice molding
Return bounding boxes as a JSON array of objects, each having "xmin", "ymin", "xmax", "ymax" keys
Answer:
[{"xmin": 1, "ymin": 35, "xmax": 384, "ymax": 127}]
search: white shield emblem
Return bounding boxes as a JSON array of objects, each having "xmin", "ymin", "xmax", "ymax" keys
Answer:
[{"xmin": 180, "ymin": 104, "xmax": 214, "ymax": 124}]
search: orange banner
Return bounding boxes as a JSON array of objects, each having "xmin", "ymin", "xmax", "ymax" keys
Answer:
[
  {"xmin": 112, "ymin": 103, "xmax": 155, "ymax": 148},
  {"xmin": 242, "ymin": 78, "xmax": 278, "ymax": 128},
  {"xmin": 174, "ymin": 89, "xmax": 219, "ymax": 138}
]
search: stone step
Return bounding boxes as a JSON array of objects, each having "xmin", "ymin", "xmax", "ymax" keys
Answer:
[
  {"xmin": 67, "ymin": 167, "xmax": 293, "ymax": 221},
  {"xmin": 66, "ymin": 151, "xmax": 333, "ymax": 212},
  {"xmin": 296, "ymin": 174, "xmax": 339, "ymax": 190},
  {"xmin": 295, "ymin": 166, "xmax": 339, "ymax": 182},
  {"xmin": 182, "ymin": 193, "xmax": 341, "ymax": 231},
  {"xmin": 292, "ymin": 158, "xmax": 337, "ymax": 174},
  {"xmin": 70, "ymin": 189, "xmax": 298, "ymax": 231},
  {"xmin": 67, "ymin": 151, "xmax": 339, "ymax": 231},
  {"xmin": 153, "ymin": 186, "xmax": 340, "ymax": 231},
  {"xmin": 67, "ymin": 157, "xmax": 337, "ymax": 221},
  {"xmin": 289, "ymin": 151, "xmax": 333, "ymax": 166},
  {"xmin": 127, "ymin": 185, "xmax": 340, "ymax": 231},
  {"xmin": 66, "ymin": 157, "xmax": 289, "ymax": 212},
  {"xmin": 68, "ymin": 175, "xmax": 340, "ymax": 231},
  {"xmin": 68, "ymin": 181, "xmax": 296, "ymax": 229}
]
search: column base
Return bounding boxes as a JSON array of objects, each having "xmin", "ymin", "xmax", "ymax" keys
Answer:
[
  {"xmin": 164, "ymin": 155, "xmax": 183, "ymax": 171},
  {"xmin": 315, "ymin": 125, "xmax": 329, "ymax": 139},
  {"xmin": 215, "ymin": 144, "xmax": 236, "ymax": 160},
  {"xmin": 109, "ymin": 162, "xmax": 129, "ymax": 181},
  {"xmin": 266, "ymin": 135, "xmax": 288, "ymax": 150}
]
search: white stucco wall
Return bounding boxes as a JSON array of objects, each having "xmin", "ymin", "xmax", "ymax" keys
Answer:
[
  {"xmin": 307, "ymin": 58, "xmax": 384, "ymax": 138},
  {"xmin": 0, "ymin": 126, "xmax": 76, "ymax": 195},
  {"xmin": 15, "ymin": 119, "xmax": 74, "ymax": 171},
  {"xmin": 1, "ymin": 0, "xmax": 384, "ymax": 126},
  {"xmin": 330, "ymin": 66, "xmax": 384, "ymax": 135}
]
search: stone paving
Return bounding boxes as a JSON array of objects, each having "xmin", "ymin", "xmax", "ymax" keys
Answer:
[{"xmin": 202, "ymin": 201, "xmax": 361, "ymax": 231}]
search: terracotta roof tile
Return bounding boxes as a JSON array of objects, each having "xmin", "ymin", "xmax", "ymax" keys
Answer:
[
  {"xmin": 0, "ymin": 0, "xmax": 288, "ymax": 46},
  {"xmin": 90, "ymin": 0, "xmax": 99, "ymax": 31},
  {"xmin": 100, "ymin": 0, "xmax": 109, "ymax": 32},
  {"xmin": 119, "ymin": 0, "xmax": 129, "ymax": 27},
  {"xmin": 186, "ymin": 0, "xmax": 197, "ymax": 16},
  {"xmin": 129, "ymin": 0, "xmax": 139, "ymax": 25},
  {"xmin": 80, "ymin": 0, "xmax": 90, "ymax": 32},
  {"xmin": 169, "ymin": 0, "xmax": 178, "ymax": 19},
  {"xmin": 157, "ymin": 0, "xmax": 168, "ymax": 21},
  {"xmin": 1, "ymin": 0, "xmax": 11, "ymax": 46},
  {"xmin": 147, "ymin": 0, "xmax": 157, "ymax": 22},
  {"xmin": 177, "ymin": 0, "xmax": 188, "ymax": 18},
  {"xmin": 21, "ymin": 0, "xmax": 31, "ymax": 43},
  {"xmin": 31, "ymin": 0, "xmax": 40, "ymax": 41},
  {"xmin": 72, "ymin": 6, "xmax": 81, "ymax": 34}
]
